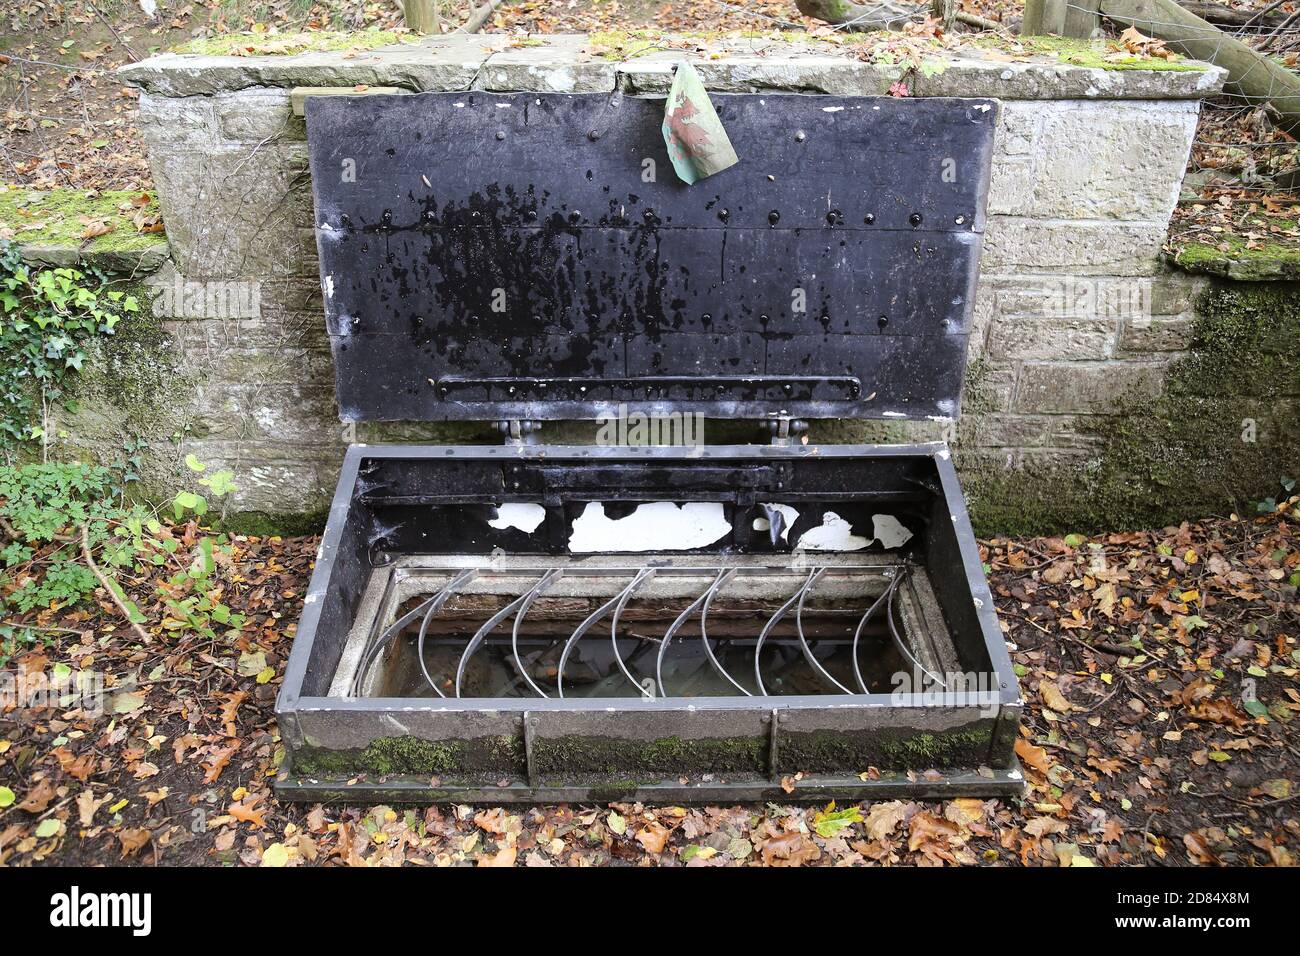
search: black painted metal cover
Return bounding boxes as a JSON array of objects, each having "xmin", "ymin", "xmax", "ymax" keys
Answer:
[{"xmin": 305, "ymin": 91, "xmax": 997, "ymax": 423}]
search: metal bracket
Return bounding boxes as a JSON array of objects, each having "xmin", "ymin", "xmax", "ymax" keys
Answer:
[
  {"xmin": 766, "ymin": 418, "xmax": 809, "ymax": 447},
  {"xmin": 497, "ymin": 420, "xmax": 542, "ymax": 446}
]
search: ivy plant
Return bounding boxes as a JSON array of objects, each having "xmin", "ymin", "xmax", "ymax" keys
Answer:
[{"xmin": 0, "ymin": 239, "xmax": 138, "ymax": 446}]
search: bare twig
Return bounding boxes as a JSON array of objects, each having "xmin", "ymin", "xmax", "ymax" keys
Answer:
[
  {"xmin": 454, "ymin": 0, "xmax": 505, "ymax": 34},
  {"xmin": 80, "ymin": 523, "xmax": 151, "ymax": 645}
]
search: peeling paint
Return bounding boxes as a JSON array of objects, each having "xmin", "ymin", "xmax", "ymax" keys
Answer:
[
  {"xmin": 872, "ymin": 514, "xmax": 913, "ymax": 549},
  {"xmin": 753, "ymin": 502, "xmax": 799, "ymax": 542},
  {"xmin": 794, "ymin": 512, "xmax": 870, "ymax": 552},
  {"xmin": 569, "ymin": 501, "xmax": 730, "ymax": 553},
  {"xmin": 488, "ymin": 502, "xmax": 546, "ymax": 534}
]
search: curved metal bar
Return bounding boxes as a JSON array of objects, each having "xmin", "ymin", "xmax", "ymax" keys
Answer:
[
  {"xmin": 509, "ymin": 569, "xmax": 567, "ymax": 699},
  {"xmin": 849, "ymin": 574, "xmax": 899, "ymax": 696},
  {"xmin": 352, "ymin": 568, "xmax": 477, "ymax": 696},
  {"xmin": 753, "ymin": 568, "xmax": 820, "ymax": 697},
  {"xmin": 455, "ymin": 570, "xmax": 560, "ymax": 698},
  {"xmin": 699, "ymin": 569, "xmax": 753, "ymax": 697},
  {"xmin": 555, "ymin": 578, "xmax": 642, "ymax": 699},
  {"xmin": 610, "ymin": 568, "xmax": 657, "ymax": 698},
  {"xmin": 655, "ymin": 569, "xmax": 735, "ymax": 699},
  {"xmin": 414, "ymin": 569, "xmax": 480, "ymax": 698},
  {"xmin": 793, "ymin": 568, "xmax": 853, "ymax": 694},
  {"xmin": 886, "ymin": 570, "xmax": 949, "ymax": 691}
]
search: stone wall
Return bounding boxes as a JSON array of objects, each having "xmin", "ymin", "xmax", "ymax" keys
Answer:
[{"xmin": 59, "ymin": 34, "xmax": 1293, "ymax": 532}]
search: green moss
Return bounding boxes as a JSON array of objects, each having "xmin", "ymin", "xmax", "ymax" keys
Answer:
[
  {"xmin": 171, "ymin": 29, "xmax": 408, "ymax": 57},
  {"xmin": 0, "ymin": 187, "xmax": 163, "ymax": 253},
  {"xmin": 533, "ymin": 733, "xmax": 766, "ymax": 777},
  {"xmin": 293, "ymin": 734, "xmax": 524, "ymax": 778},
  {"xmin": 57, "ymin": 280, "xmax": 186, "ymax": 452},
  {"xmin": 783, "ymin": 723, "xmax": 992, "ymax": 772},
  {"xmin": 965, "ymin": 280, "xmax": 1300, "ymax": 536},
  {"xmin": 882, "ymin": 729, "xmax": 988, "ymax": 765},
  {"xmin": 220, "ymin": 508, "xmax": 328, "ymax": 537},
  {"xmin": 1171, "ymin": 226, "xmax": 1300, "ymax": 280},
  {"xmin": 970, "ymin": 34, "xmax": 1207, "ymax": 72}
]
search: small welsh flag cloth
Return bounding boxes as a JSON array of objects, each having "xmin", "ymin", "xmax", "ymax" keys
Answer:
[{"xmin": 661, "ymin": 62, "xmax": 739, "ymax": 185}]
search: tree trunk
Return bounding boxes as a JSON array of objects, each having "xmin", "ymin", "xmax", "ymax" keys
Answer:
[
  {"xmin": 1101, "ymin": 0, "xmax": 1300, "ymax": 135},
  {"xmin": 401, "ymin": 0, "xmax": 441, "ymax": 34}
]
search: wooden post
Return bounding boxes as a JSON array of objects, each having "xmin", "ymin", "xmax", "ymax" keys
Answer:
[
  {"xmin": 1063, "ymin": 0, "xmax": 1102, "ymax": 37},
  {"xmin": 401, "ymin": 0, "xmax": 441, "ymax": 34},
  {"xmin": 1022, "ymin": 0, "xmax": 1099, "ymax": 36},
  {"xmin": 930, "ymin": 0, "xmax": 956, "ymax": 30}
]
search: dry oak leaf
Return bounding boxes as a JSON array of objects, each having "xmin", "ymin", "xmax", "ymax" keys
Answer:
[
  {"xmin": 474, "ymin": 808, "xmax": 510, "ymax": 835},
  {"xmin": 635, "ymin": 822, "xmax": 671, "ymax": 855},
  {"xmin": 478, "ymin": 846, "xmax": 517, "ymax": 867},
  {"xmin": 907, "ymin": 811, "xmax": 963, "ymax": 852},
  {"xmin": 1015, "ymin": 737, "xmax": 1052, "ymax": 774},
  {"xmin": 17, "ymin": 779, "xmax": 57, "ymax": 814},
  {"xmin": 760, "ymin": 831, "xmax": 822, "ymax": 867},
  {"xmin": 201, "ymin": 744, "xmax": 239, "ymax": 784},
  {"xmin": 1023, "ymin": 817, "xmax": 1069, "ymax": 837},
  {"xmin": 863, "ymin": 800, "xmax": 908, "ymax": 841},
  {"xmin": 118, "ymin": 828, "xmax": 151, "ymax": 857},
  {"xmin": 1188, "ymin": 698, "xmax": 1249, "ymax": 728},
  {"xmin": 228, "ymin": 796, "xmax": 268, "ymax": 829},
  {"xmin": 1041, "ymin": 682, "xmax": 1073, "ymax": 713},
  {"xmin": 1184, "ymin": 831, "xmax": 1218, "ymax": 865}
]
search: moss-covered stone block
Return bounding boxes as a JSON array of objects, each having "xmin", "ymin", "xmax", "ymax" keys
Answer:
[{"xmin": 964, "ymin": 280, "xmax": 1300, "ymax": 535}]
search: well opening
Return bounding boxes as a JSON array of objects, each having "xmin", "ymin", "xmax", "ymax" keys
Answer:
[{"xmin": 332, "ymin": 557, "xmax": 967, "ymax": 701}]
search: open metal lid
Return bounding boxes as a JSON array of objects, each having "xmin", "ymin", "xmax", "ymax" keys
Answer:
[{"xmin": 305, "ymin": 91, "xmax": 996, "ymax": 423}]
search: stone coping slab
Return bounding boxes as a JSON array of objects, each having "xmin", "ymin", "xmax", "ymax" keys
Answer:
[
  {"xmin": 17, "ymin": 242, "xmax": 169, "ymax": 275},
  {"xmin": 119, "ymin": 32, "xmax": 1226, "ymax": 100}
]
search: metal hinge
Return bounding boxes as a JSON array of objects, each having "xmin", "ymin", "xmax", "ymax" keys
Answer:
[
  {"xmin": 497, "ymin": 420, "xmax": 542, "ymax": 446},
  {"xmin": 766, "ymin": 418, "xmax": 808, "ymax": 446}
]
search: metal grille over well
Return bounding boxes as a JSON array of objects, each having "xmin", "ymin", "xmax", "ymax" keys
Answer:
[{"xmin": 338, "ymin": 560, "xmax": 955, "ymax": 701}]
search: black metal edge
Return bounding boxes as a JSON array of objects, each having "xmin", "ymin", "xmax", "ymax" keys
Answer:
[
  {"xmin": 332, "ymin": 441, "xmax": 951, "ymax": 461},
  {"xmin": 273, "ymin": 764, "xmax": 1025, "ymax": 804},
  {"xmin": 930, "ymin": 447, "xmax": 1021, "ymax": 708},
  {"xmin": 276, "ymin": 445, "xmax": 365, "ymax": 720}
]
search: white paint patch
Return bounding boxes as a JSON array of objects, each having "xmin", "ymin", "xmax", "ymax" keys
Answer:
[
  {"xmin": 752, "ymin": 503, "xmax": 800, "ymax": 542},
  {"xmin": 872, "ymin": 514, "xmax": 913, "ymax": 549},
  {"xmin": 568, "ymin": 501, "xmax": 730, "ymax": 553},
  {"xmin": 324, "ymin": 274, "xmax": 334, "ymax": 299},
  {"xmin": 822, "ymin": 106, "xmax": 844, "ymax": 113},
  {"xmin": 795, "ymin": 512, "xmax": 871, "ymax": 552},
  {"xmin": 488, "ymin": 502, "xmax": 546, "ymax": 534}
]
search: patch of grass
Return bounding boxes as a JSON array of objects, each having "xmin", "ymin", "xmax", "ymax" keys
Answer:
[
  {"xmin": 170, "ymin": 29, "xmax": 408, "ymax": 57},
  {"xmin": 0, "ymin": 186, "xmax": 162, "ymax": 253}
]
